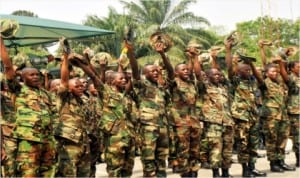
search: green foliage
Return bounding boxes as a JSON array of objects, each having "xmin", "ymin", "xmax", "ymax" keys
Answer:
[{"xmin": 235, "ymin": 16, "xmax": 299, "ymax": 65}]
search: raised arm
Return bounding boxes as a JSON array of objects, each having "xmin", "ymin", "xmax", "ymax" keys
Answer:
[
  {"xmin": 243, "ymin": 58, "xmax": 264, "ymax": 85},
  {"xmin": 155, "ymin": 42, "xmax": 174, "ymax": 80},
  {"xmin": 125, "ymin": 40, "xmax": 140, "ymax": 80},
  {"xmin": 277, "ymin": 58, "xmax": 289, "ymax": 83},
  {"xmin": 60, "ymin": 38, "xmax": 70, "ymax": 88},
  {"xmin": 224, "ymin": 38, "xmax": 234, "ymax": 80},
  {"xmin": 186, "ymin": 46, "xmax": 201, "ymax": 81},
  {"xmin": 258, "ymin": 40, "xmax": 270, "ymax": 69},
  {"xmin": 0, "ymin": 37, "xmax": 15, "ymax": 80}
]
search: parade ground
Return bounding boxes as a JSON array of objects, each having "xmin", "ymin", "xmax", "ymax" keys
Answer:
[{"xmin": 96, "ymin": 139, "xmax": 300, "ymax": 178}]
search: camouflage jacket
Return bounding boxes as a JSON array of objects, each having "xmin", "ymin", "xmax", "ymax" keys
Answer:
[
  {"xmin": 85, "ymin": 92, "xmax": 103, "ymax": 136},
  {"xmin": 231, "ymin": 77, "xmax": 258, "ymax": 122},
  {"xmin": 260, "ymin": 77, "xmax": 288, "ymax": 119},
  {"xmin": 169, "ymin": 77, "xmax": 199, "ymax": 127},
  {"xmin": 133, "ymin": 78, "xmax": 169, "ymax": 126},
  {"xmin": 55, "ymin": 85, "xmax": 88, "ymax": 143},
  {"xmin": 12, "ymin": 84, "xmax": 53, "ymax": 143},
  {"xmin": 1, "ymin": 90, "xmax": 16, "ymax": 137},
  {"xmin": 287, "ymin": 73, "xmax": 300, "ymax": 114},
  {"xmin": 100, "ymin": 85, "xmax": 135, "ymax": 136},
  {"xmin": 200, "ymin": 81, "xmax": 233, "ymax": 126}
]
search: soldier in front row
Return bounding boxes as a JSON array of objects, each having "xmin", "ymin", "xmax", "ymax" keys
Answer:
[
  {"xmin": 130, "ymin": 41, "xmax": 172, "ymax": 177},
  {"xmin": 1, "ymin": 37, "xmax": 57, "ymax": 177},
  {"xmin": 225, "ymin": 38, "xmax": 267, "ymax": 177}
]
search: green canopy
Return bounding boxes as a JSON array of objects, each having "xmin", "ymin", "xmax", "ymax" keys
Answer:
[{"xmin": 0, "ymin": 14, "xmax": 115, "ymax": 47}]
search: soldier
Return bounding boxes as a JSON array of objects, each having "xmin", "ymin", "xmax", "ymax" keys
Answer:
[
  {"xmin": 258, "ymin": 42, "xmax": 296, "ymax": 172},
  {"xmin": 225, "ymin": 38, "xmax": 267, "ymax": 177},
  {"xmin": 277, "ymin": 60, "xmax": 300, "ymax": 167},
  {"xmin": 1, "ymin": 37, "xmax": 18, "ymax": 177},
  {"xmin": 219, "ymin": 71, "xmax": 235, "ymax": 178},
  {"xmin": 169, "ymin": 45, "xmax": 202, "ymax": 177},
  {"xmin": 86, "ymin": 82, "xmax": 103, "ymax": 177},
  {"xmin": 199, "ymin": 65, "xmax": 229, "ymax": 178},
  {"xmin": 130, "ymin": 41, "xmax": 173, "ymax": 177},
  {"xmin": 54, "ymin": 40, "xmax": 91, "ymax": 177},
  {"xmin": 1, "ymin": 36, "xmax": 57, "ymax": 177}
]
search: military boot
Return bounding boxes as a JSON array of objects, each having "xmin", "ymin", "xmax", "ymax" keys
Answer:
[
  {"xmin": 180, "ymin": 172, "xmax": 190, "ymax": 178},
  {"xmin": 242, "ymin": 163, "xmax": 255, "ymax": 177},
  {"xmin": 270, "ymin": 160, "xmax": 284, "ymax": 172},
  {"xmin": 221, "ymin": 168, "xmax": 232, "ymax": 178},
  {"xmin": 278, "ymin": 159, "xmax": 296, "ymax": 171},
  {"xmin": 295, "ymin": 152, "xmax": 300, "ymax": 167},
  {"xmin": 190, "ymin": 171, "xmax": 198, "ymax": 178},
  {"xmin": 248, "ymin": 162, "xmax": 267, "ymax": 177},
  {"xmin": 212, "ymin": 168, "xmax": 220, "ymax": 178}
]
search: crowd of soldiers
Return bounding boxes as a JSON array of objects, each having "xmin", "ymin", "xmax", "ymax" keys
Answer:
[{"xmin": 0, "ymin": 30, "xmax": 299, "ymax": 178}]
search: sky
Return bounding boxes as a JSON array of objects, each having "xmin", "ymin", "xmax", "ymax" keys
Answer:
[{"xmin": 1, "ymin": 0, "xmax": 299, "ymax": 33}]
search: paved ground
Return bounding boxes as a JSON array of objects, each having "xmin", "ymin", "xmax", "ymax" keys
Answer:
[{"xmin": 96, "ymin": 139, "xmax": 300, "ymax": 178}]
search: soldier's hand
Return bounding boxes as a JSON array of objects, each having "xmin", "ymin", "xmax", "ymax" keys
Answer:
[
  {"xmin": 271, "ymin": 55, "xmax": 284, "ymax": 64},
  {"xmin": 154, "ymin": 42, "xmax": 165, "ymax": 54},
  {"xmin": 1, "ymin": 147, "xmax": 6, "ymax": 161},
  {"xmin": 124, "ymin": 40, "xmax": 134, "ymax": 52},
  {"xmin": 224, "ymin": 38, "xmax": 234, "ymax": 50},
  {"xmin": 99, "ymin": 57, "xmax": 108, "ymax": 68},
  {"xmin": 258, "ymin": 39, "xmax": 272, "ymax": 48}
]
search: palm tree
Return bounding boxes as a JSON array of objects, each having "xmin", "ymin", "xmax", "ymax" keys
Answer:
[{"xmin": 120, "ymin": 0, "xmax": 216, "ymax": 66}]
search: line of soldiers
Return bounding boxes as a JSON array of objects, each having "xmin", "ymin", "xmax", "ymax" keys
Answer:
[{"xmin": 1, "ymin": 33, "xmax": 299, "ymax": 178}]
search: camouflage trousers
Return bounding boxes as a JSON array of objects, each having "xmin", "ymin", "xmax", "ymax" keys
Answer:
[
  {"xmin": 289, "ymin": 114, "xmax": 299, "ymax": 155},
  {"xmin": 89, "ymin": 134, "xmax": 100, "ymax": 177},
  {"xmin": 15, "ymin": 138, "xmax": 57, "ymax": 177},
  {"xmin": 56, "ymin": 137, "xmax": 91, "ymax": 177},
  {"xmin": 167, "ymin": 125, "xmax": 177, "ymax": 167},
  {"xmin": 174, "ymin": 125, "xmax": 201, "ymax": 174},
  {"xmin": 104, "ymin": 130, "xmax": 135, "ymax": 177},
  {"xmin": 1, "ymin": 136, "xmax": 17, "ymax": 177},
  {"xmin": 262, "ymin": 117, "xmax": 290, "ymax": 161},
  {"xmin": 140, "ymin": 124, "xmax": 169, "ymax": 177},
  {"xmin": 201, "ymin": 123, "xmax": 223, "ymax": 168},
  {"xmin": 235, "ymin": 119, "xmax": 260, "ymax": 163},
  {"xmin": 222, "ymin": 125, "xmax": 234, "ymax": 168}
]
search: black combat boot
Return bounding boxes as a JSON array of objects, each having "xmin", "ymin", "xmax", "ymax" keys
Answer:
[
  {"xmin": 248, "ymin": 162, "xmax": 267, "ymax": 177},
  {"xmin": 270, "ymin": 160, "xmax": 284, "ymax": 172},
  {"xmin": 242, "ymin": 163, "xmax": 255, "ymax": 177},
  {"xmin": 296, "ymin": 152, "xmax": 300, "ymax": 167},
  {"xmin": 221, "ymin": 168, "xmax": 231, "ymax": 178},
  {"xmin": 190, "ymin": 171, "xmax": 198, "ymax": 178},
  {"xmin": 181, "ymin": 171, "xmax": 190, "ymax": 178},
  {"xmin": 212, "ymin": 168, "xmax": 220, "ymax": 178},
  {"xmin": 278, "ymin": 159, "xmax": 296, "ymax": 171}
]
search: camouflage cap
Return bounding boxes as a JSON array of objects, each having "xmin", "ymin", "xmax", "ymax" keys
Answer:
[
  {"xmin": 0, "ymin": 19, "xmax": 19, "ymax": 38},
  {"xmin": 90, "ymin": 52, "xmax": 111, "ymax": 69},
  {"xmin": 12, "ymin": 52, "xmax": 30, "ymax": 67},
  {"xmin": 187, "ymin": 39, "xmax": 202, "ymax": 49},
  {"xmin": 149, "ymin": 31, "xmax": 173, "ymax": 52},
  {"xmin": 236, "ymin": 49, "xmax": 256, "ymax": 63}
]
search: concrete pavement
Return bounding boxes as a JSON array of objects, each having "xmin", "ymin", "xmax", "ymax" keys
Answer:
[{"xmin": 96, "ymin": 139, "xmax": 300, "ymax": 178}]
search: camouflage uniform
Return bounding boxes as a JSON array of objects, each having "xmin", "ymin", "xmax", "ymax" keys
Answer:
[
  {"xmin": 99, "ymin": 85, "xmax": 136, "ymax": 177},
  {"xmin": 200, "ymin": 81, "xmax": 232, "ymax": 168},
  {"xmin": 134, "ymin": 78, "xmax": 169, "ymax": 177},
  {"xmin": 55, "ymin": 85, "xmax": 91, "ymax": 177},
  {"xmin": 220, "ymin": 81, "xmax": 235, "ymax": 169},
  {"xmin": 231, "ymin": 77, "xmax": 260, "ymax": 164},
  {"xmin": 11, "ymin": 83, "xmax": 57, "ymax": 177},
  {"xmin": 84, "ymin": 92, "xmax": 103, "ymax": 177},
  {"xmin": 286, "ymin": 73, "xmax": 300, "ymax": 163},
  {"xmin": 169, "ymin": 77, "xmax": 201, "ymax": 175},
  {"xmin": 1, "ymin": 88, "xmax": 17, "ymax": 177},
  {"xmin": 260, "ymin": 77, "xmax": 289, "ymax": 161}
]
